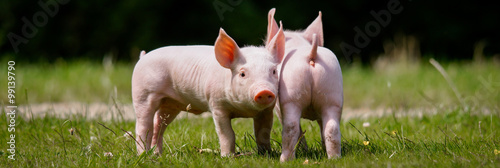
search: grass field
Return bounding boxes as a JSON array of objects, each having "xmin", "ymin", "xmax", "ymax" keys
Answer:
[
  {"xmin": 1, "ymin": 59, "xmax": 499, "ymax": 108},
  {"xmin": 0, "ymin": 106, "xmax": 499, "ymax": 167},
  {"xmin": 0, "ymin": 59, "xmax": 499, "ymax": 167}
]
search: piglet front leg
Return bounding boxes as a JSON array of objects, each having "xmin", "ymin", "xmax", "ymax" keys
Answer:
[
  {"xmin": 212, "ymin": 109, "xmax": 236, "ymax": 156},
  {"xmin": 253, "ymin": 108, "xmax": 274, "ymax": 154}
]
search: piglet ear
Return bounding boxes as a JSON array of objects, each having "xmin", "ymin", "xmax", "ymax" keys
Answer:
[
  {"xmin": 303, "ymin": 11, "xmax": 324, "ymax": 46},
  {"xmin": 215, "ymin": 28, "xmax": 240, "ymax": 69},
  {"xmin": 266, "ymin": 21, "xmax": 285, "ymax": 63},
  {"xmin": 266, "ymin": 8, "xmax": 279, "ymax": 46}
]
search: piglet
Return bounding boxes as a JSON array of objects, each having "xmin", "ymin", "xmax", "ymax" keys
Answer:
[
  {"xmin": 132, "ymin": 26, "xmax": 285, "ymax": 156},
  {"xmin": 267, "ymin": 8, "xmax": 343, "ymax": 161}
]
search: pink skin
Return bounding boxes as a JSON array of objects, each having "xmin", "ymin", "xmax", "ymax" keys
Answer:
[
  {"xmin": 132, "ymin": 27, "xmax": 286, "ymax": 156},
  {"xmin": 267, "ymin": 8, "xmax": 343, "ymax": 162}
]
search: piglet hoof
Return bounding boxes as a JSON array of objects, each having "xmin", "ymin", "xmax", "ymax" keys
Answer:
[
  {"xmin": 220, "ymin": 152, "xmax": 235, "ymax": 158},
  {"xmin": 327, "ymin": 154, "xmax": 341, "ymax": 160},
  {"xmin": 279, "ymin": 154, "xmax": 294, "ymax": 162}
]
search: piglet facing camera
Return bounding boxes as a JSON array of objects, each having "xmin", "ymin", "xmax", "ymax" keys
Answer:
[{"xmin": 132, "ymin": 26, "xmax": 285, "ymax": 156}]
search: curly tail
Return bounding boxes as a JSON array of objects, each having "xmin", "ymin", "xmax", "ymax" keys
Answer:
[
  {"xmin": 309, "ymin": 34, "xmax": 318, "ymax": 67},
  {"xmin": 139, "ymin": 50, "xmax": 146, "ymax": 58}
]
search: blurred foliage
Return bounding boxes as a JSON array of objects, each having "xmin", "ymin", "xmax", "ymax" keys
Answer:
[{"xmin": 1, "ymin": 0, "xmax": 499, "ymax": 64}]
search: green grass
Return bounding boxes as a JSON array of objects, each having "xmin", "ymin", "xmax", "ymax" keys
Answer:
[
  {"xmin": 0, "ymin": 60, "xmax": 134, "ymax": 104},
  {"xmin": 0, "ymin": 59, "xmax": 499, "ymax": 109},
  {"xmin": 0, "ymin": 107, "xmax": 499, "ymax": 167},
  {"xmin": 0, "ymin": 59, "xmax": 499, "ymax": 167},
  {"xmin": 343, "ymin": 61, "xmax": 500, "ymax": 109}
]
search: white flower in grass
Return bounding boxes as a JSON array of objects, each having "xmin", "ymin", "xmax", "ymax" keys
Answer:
[
  {"xmin": 90, "ymin": 136, "xmax": 97, "ymax": 141},
  {"xmin": 123, "ymin": 131, "xmax": 133, "ymax": 140},
  {"xmin": 363, "ymin": 122, "xmax": 370, "ymax": 128},
  {"xmin": 104, "ymin": 152, "xmax": 113, "ymax": 157}
]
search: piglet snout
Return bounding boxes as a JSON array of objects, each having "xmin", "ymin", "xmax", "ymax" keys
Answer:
[{"xmin": 254, "ymin": 90, "xmax": 276, "ymax": 105}]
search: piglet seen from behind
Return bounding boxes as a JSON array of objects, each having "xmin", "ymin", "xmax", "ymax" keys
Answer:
[{"xmin": 267, "ymin": 8, "xmax": 344, "ymax": 162}]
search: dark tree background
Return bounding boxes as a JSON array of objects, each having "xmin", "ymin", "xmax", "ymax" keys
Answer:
[{"xmin": 1, "ymin": 0, "xmax": 499, "ymax": 64}]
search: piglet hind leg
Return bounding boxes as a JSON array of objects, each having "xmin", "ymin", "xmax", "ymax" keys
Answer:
[
  {"xmin": 151, "ymin": 105, "xmax": 180, "ymax": 155},
  {"xmin": 276, "ymin": 104, "xmax": 308, "ymax": 154},
  {"xmin": 316, "ymin": 119, "xmax": 326, "ymax": 151},
  {"xmin": 134, "ymin": 96, "xmax": 162, "ymax": 154},
  {"xmin": 320, "ymin": 106, "xmax": 342, "ymax": 159},
  {"xmin": 253, "ymin": 108, "xmax": 273, "ymax": 155},
  {"xmin": 279, "ymin": 103, "xmax": 302, "ymax": 162}
]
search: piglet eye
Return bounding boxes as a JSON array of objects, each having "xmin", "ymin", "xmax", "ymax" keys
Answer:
[
  {"xmin": 273, "ymin": 69, "xmax": 276, "ymax": 75},
  {"xmin": 240, "ymin": 72, "xmax": 246, "ymax": 77}
]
